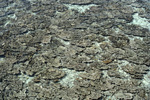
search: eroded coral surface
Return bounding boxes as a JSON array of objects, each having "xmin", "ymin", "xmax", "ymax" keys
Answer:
[{"xmin": 0, "ymin": 0, "xmax": 150, "ymax": 99}]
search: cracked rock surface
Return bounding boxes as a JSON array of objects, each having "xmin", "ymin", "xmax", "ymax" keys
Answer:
[{"xmin": 0, "ymin": 0, "xmax": 150, "ymax": 99}]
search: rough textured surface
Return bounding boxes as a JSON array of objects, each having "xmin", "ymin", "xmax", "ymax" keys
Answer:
[{"xmin": 0, "ymin": 0, "xmax": 150, "ymax": 99}]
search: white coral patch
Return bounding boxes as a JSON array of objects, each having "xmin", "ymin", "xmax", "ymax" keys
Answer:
[
  {"xmin": 131, "ymin": 13, "xmax": 150, "ymax": 30},
  {"xmin": 19, "ymin": 74, "xmax": 34, "ymax": 84},
  {"xmin": 142, "ymin": 71, "xmax": 150, "ymax": 88},
  {"xmin": 64, "ymin": 4, "xmax": 97, "ymax": 13},
  {"xmin": 59, "ymin": 68, "xmax": 84, "ymax": 87}
]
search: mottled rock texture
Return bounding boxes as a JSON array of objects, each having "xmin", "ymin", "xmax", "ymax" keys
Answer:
[{"xmin": 0, "ymin": 0, "xmax": 150, "ymax": 99}]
